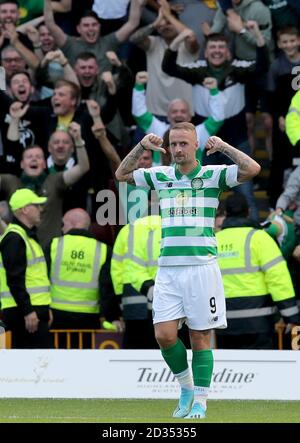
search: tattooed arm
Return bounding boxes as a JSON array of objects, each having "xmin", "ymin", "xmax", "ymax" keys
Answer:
[
  {"xmin": 129, "ymin": 8, "xmax": 165, "ymax": 51},
  {"xmin": 115, "ymin": 133, "xmax": 165, "ymax": 184},
  {"xmin": 205, "ymin": 136, "xmax": 261, "ymax": 182}
]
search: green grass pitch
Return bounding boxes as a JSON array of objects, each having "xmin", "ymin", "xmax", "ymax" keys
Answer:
[{"xmin": 0, "ymin": 399, "xmax": 299, "ymax": 423}]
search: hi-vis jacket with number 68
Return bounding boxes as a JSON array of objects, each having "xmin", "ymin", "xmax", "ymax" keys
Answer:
[
  {"xmin": 111, "ymin": 215, "xmax": 161, "ymax": 320},
  {"xmin": 216, "ymin": 223, "xmax": 300, "ymax": 334}
]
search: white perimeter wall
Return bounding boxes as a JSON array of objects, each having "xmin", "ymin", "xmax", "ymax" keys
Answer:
[{"xmin": 0, "ymin": 349, "xmax": 299, "ymax": 400}]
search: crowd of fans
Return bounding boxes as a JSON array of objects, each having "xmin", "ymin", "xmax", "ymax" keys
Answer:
[{"xmin": 0, "ymin": 0, "xmax": 300, "ymax": 349}]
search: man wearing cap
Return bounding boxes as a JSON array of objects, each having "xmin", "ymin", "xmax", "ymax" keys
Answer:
[{"xmin": 0, "ymin": 188, "xmax": 53, "ymax": 348}]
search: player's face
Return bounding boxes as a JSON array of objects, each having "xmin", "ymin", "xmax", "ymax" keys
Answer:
[
  {"xmin": 205, "ymin": 41, "xmax": 231, "ymax": 67},
  {"xmin": 169, "ymin": 129, "xmax": 198, "ymax": 165},
  {"xmin": 277, "ymin": 34, "xmax": 300, "ymax": 58},
  {"xmin": 77, "ymin": 17, "xmax": 100, "ymax": 44}
]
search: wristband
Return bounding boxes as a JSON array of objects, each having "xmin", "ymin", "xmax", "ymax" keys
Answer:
[
  {"xmin": 139, "ymin": 141, "xmax": 147, "ymax": 150},
  {"xmin": 75, "ymin": 142, "xmax": 85, "ymax": 148},
  {"xmin": 33, "ymin": 43, "xmax": 42, "ymax": 48},
  {"xmin": 61, "ymin": 61, "xmax": 68, "ymax": 67}
]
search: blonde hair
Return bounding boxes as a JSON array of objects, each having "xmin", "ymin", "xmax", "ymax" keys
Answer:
[{"xmin": 170, "ymin": 122, "xmax": 196, "ymax": 133}]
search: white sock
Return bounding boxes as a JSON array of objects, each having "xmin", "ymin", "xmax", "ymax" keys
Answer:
[
  {"xmin": 194, "ymin": 386, "xmax": 209, "ymax": 409},
  {"xmin": 175, "ymin": 368, "xmax": 194, "ymax": 391}
]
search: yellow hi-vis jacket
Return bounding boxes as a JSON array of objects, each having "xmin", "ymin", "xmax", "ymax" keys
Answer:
[
  {"xmin": 0, "ymin": 223, "xmax": 51, "ymax": 309},
  {"xmin": 216, "ymin": 226, "xmax": 299, "ymax": 334},
  {"xmin": 286, "ymin": 89, "xmax": 300, "ymax": 146},
  {"xmin": 50, "ymin": 234, "xmax": 107, "ymax": 314},
  {"xmin": 111, "ymin": 215, "xmax": 161, "ymax": 320}
]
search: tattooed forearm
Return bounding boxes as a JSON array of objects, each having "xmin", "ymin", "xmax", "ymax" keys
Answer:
[
  {"xmin": 220, "ymin": 144, "xmax": 261, "ymax": 182},
  {"xmin": 115, "ymin": 142, "xmax": 144, "ymax": 183},
  {"xmin": 129, "ymin": 24, "xmax": 154, "ymax": 44}
]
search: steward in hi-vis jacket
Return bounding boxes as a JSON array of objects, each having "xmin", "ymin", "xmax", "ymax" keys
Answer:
[{"xmin": 216, "ymin": 194, "xmax": 300, "ymax": 349}]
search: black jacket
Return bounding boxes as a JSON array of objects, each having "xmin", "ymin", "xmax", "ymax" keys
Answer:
[{"xmin": 0, "ymin": 217, "xmax": 45, "ymax": 315}]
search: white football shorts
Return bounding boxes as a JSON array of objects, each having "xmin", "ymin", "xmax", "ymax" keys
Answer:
[{"xmin": 152, "ymin": 261, "xmax": 227, "ymax": 330}]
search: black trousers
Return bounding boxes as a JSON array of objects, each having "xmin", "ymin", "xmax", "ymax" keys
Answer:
[
  {"xmin": 51, "ymin": 309, "xmax": 100, "ymax": 349},
  {"xmin": 2, "ymin": 306, "xmax": 54, "ymax": 349},
  {"xmin": 122, "ymin": 318, "xmax": 159, "ymax": 349},
  {"xmin": 216, "ymin": 333, "xmax": 275, "ymax": 350},
  {"xmin": 122, "ymin": 318, "xmax": 191, "ymax": 350}
]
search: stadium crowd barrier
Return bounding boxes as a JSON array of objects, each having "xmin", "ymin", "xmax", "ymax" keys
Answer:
[
  {"xmin": 1, "ymin": 325, "xmax": 299, "ymax": 349},
  {"xmin": 51, "ymin": 329, "xmax": 123, "ymax": 349}
]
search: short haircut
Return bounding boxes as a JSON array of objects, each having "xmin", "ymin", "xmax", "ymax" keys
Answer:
[
  {"xmin": 277, "ymin": 27, "xmax": 299, "ymax": 39},
  {"xmin": 9, "ymin": 70, "xmax": 32, "ymax": 85},
  {"xmin": 170, "ymin": 122, "xmax": 196, "ymax": 133},
  {"xmin": 54, "ymin": 79, "xmax": 81, "ymax": 103},
  {"xmin": 22, "ymin": 145, "xmax": 45, "ymax": 159},
  {"xmin": 168, "ymin": 97, "xmax": 190, "ymax": 114},
  {"xmin": 75, "ymin": 51, "xmax": 97, "ymax": 62},
  {"xmin": 49, "ymin": 130, "xmax": 72, "ymax": 143},
  {"xmin": 0, "ymin": 0, "xmax": 19, "ymax": 7},
  {"xmin": 37, "ymin": 21, "xmax": 46, "ymax": 30},
  {"xmin": 78, "ymin": 10, "xmax": 100, "ymax": 25},
  {"xmin": 205, "ymin": 33, "xmax": 229, "ymax": 46},
  {"xmin": 1, "ymin": 44, "xmax": 20, "ymax": 59}
]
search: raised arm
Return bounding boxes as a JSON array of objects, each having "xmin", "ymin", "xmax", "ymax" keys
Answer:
[
  {"xmin": 41, "ymin": 49, "xmax": 79, "ymax": 85},
  {"xmin": 205, "ymin": 136, "xmax": 261, "ymax": 182},
  {"xmin": 7, "ymin": 102, "xmax": 29, "ymax": 142},
  {"xmin": 17, "ymin": 15, "xmax": 45, "ymax": 33},
  {"xmin": 158, "ymin": 0, "xmax": 199, "ymax": 54},
  {"xmin": 132, "ymin": 71, "xmax": 168, "ymax": 137},
  {"xmin": 5, "ymin": 24, "xmax": 40, "ymax": 70},
  {"xmin": 129, "ymin": 7, "xmax": 165, "ymax": 51},
  {"xmin": 92, "ymin": 121, "xmax": 121, "ymax": 175},
  {"xmin": 115, "ymin": 133, "xmax": 165, "ymax": 184},
  {"xmin": 44, "ymin": 0, "xmax": 67, "ymax": 48},
  {"xmin": 52, "ymin": 0, "xmax": 72, "ymax": 13},
  {"xmin": 63, "ymin": 122, "xmax": 90, "ymax": 186},
  {"xmin": 115, "ymin": 0, "xmax": 143, "ymax": 43},
  {"xmin": 162, "ymin": 34, "xmax": 206, "ymax": 85}
]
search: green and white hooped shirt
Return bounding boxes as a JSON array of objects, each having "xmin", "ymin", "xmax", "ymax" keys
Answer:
[{"xmin": 133, "ymin": 161, "xmax": 240, "ymax": 266}]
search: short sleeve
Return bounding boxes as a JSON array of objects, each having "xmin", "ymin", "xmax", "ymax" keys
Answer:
[
  {"xmin": 133, "ymin": 168, "xmax": 155, "ymax": 189},
  {"xmin": 218, "ymin": 165, "xmax": 240, "ymax": 191}
]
